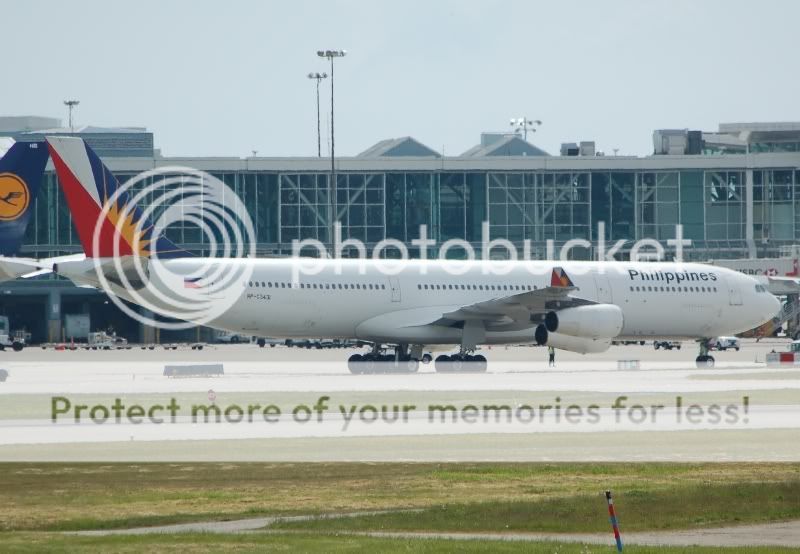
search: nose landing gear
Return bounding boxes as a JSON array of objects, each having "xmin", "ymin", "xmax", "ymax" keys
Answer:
[{"xmin": 695, "ymin": 339, "xmax": 715, "ymax": 368}]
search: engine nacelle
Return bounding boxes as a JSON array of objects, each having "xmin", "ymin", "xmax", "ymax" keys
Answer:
[
  {"xmin": 534, "ymin": 324, "xmax": 611, "ymax": 354},
  {"xmin": 544, "ymin": 304, "xmax": 623, "ymax": 339}
]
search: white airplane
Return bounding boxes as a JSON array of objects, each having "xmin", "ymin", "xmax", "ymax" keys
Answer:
[{"xmin": 44, "ymin": 137, "xmax": 780, "ymax": 370}]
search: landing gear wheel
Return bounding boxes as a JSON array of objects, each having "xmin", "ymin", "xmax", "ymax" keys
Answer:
[
  {"xmin": 434, "ymin": 354, "xmax": 488, "ymax": 372},
  {"xmin": 421, "ymin": 353, "xmax": 433, "ymax": 364},
  {"xmin": 434, "ymin": 354, "xmax": 450, "ymax": 372},
  {"xmin": 695, "ymin": 355, "xmax": 715, "ymax": 368},
  {"xmin": 363, "ymin": 354, "xmax": 379, "ymax": 374},
  {"xmin": 347, "ymin": 353, "xmax": 364, "ymax": 374},
  {"xmin": 402, "ymin": 358, "xmax": 419, "ymax": 373}
]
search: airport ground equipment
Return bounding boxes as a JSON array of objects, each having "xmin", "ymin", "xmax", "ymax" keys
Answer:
[
  {"xmin": 214, "ymin": 330, "xmax": 249, "ymax": 344},
  {"xmin": 0, "ymin": 316, "xmax": 24, "ymax": 351},
  {"xmin": 708, "ymin": 336, "xmax": 740, "ymax": 351},
  {"xmin": 766, "ymin": 340, "xmax": 800, "ymax": 366},
  {"xmin": 85, "ymin": 331, "xmax": 129, "ymax": 350},
  {"xmin": 653, "ymin": 340, "xmax": 681, "ymax": 351},
  {"xmin": 743, "ymin": 296, "xmax": 800, "ymax": 339}
]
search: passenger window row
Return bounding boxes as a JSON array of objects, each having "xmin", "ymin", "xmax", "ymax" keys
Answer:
[
  {"xmin": 417, "ymin": 284, "xmax": 535, "ymax": 291},
  {"xmin": 630, "ymin": 285, "xmax": 717, "ymax": 293},
  {"xmin": 247, "ymin": 281, "xmax": 387, "ymax": 291}
]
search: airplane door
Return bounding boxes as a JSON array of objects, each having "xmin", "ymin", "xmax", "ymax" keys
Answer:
[
  {"xmin": 594, "ymin": 273, "xmax": 613, "ymax": 303},
  {"xmin": 388, "ymin": 277, "xmax": 401, "ymax": 302},
  {"xmin": 725, "ymin": 277, "xmax": 743, "ymax": 306}
]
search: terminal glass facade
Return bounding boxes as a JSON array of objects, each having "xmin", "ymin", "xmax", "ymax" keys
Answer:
[{"xmin": 20, "ymin": 165, "xmax": 800, "ymax": 262}]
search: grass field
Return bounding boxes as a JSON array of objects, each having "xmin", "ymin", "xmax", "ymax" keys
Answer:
[
  {"xmin": 1, "ymin": 532, "xmax": 800, "ymax": 553},
  {"xmin": 1, "ymin": 462, "xmax": 798, "ymax": 532},
  {"xmin": 274, "ymin": 480, "xmax": 800, "ymax": 533},
  {"xmin": 1, "ymin": 462, "xmax": 799, "ymax": 552}
]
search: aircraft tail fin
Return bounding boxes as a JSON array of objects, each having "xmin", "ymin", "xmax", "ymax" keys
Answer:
[
  {"xmin": 550, "ymin": 267, "xmax": 575, "ymax": 288},
  {"xmin": 0, "ymin": 141, "xmax": 49, "ymax": 256},
  {"xmin": 46, "ymin": 136, "xmax": 190, "ymax": 259}
]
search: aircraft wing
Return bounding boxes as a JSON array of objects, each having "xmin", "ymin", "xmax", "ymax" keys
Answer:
[
  {"xmin": 430, "ymin": 267, "xmax": 596, "ymax": 331},
  {"xmin": 0, "ymin": 253, "xmax": 88, "ymax": 280},
  {"xmin": 0, "ymin": 256, "xmax": 48, "ymax": 281},
  {"xmin": 435, "ymin": 285, "xmax": 595, "ymax": 331}
]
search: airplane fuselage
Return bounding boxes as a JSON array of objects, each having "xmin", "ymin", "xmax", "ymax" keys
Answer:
[{"xmin": 57, "ymin": 258, "xmax": 780, "ymax": 348}]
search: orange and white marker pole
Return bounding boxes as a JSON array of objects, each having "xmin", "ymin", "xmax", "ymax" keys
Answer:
[{"xmin": 605, "ymin": 490, "xmax": 623, "ymax": 551}]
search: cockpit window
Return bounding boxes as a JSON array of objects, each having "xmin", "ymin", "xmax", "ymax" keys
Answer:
[{"xmin": 754, "ymin": 284, "xmax": 767, "ymax": 293}]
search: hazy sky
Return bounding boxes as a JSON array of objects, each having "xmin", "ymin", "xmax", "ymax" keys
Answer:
[{"xmin": 4, "ymin": 0, "xmax": 799, "ymax": 158}]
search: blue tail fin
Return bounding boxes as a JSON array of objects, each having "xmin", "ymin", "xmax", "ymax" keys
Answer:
[{"xmin": 0, "ymin": 141, "xmax": 48, "ymax": 256}]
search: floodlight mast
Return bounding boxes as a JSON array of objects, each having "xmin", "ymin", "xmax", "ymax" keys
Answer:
[
  {"xmin": 64, "ymin": 100, "xmax": 80, "ymax": 133},
  {"xmin": 316, "ymin": 49, "xmax": 346, "ymax": 252},
  {"xmin": 509, "ymin": 116, "xmax": 542, "ymax": 141},
  {"xmin": 307, "ymin": 72, "xmax": 328, "ymax": 158}
]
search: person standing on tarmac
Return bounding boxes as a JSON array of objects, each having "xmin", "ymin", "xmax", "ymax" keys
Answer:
[{"xmin": 548, "ymin": 346, "xmax": 555, "ymax": 367}]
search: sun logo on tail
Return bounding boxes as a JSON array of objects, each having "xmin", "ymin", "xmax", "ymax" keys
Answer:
[
  {"xmin": 550, "ymin": 267, "xmax": 575, "ymax": 288},
  {"xmin": 103, "ymin": 195, "xmax": 152, "ymax": 256}
]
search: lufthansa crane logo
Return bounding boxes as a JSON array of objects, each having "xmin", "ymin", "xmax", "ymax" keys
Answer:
[{"xmin": 0, "ymin": 173, "xmax": 30, "ymax": 221}]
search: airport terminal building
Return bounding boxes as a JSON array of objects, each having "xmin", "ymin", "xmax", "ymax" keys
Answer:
[{"xmin": 2, "ymin": 116, "xmax": 800, "ymax": 343}]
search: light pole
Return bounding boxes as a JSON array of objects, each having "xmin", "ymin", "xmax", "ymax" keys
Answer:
[
  {"xmin": 509, "ymin": 117, "xmax": 542, "ymax": 141},
  {"xmin": 316, "ymin": 49, "xmax": 346, "ymax": 250},
  {"xmin": 64, "ymin": 100, "xmax": 80, "ymax": 133},
  {"xmin": 307, "ymin": 72, "xmax": 328, "ymax": 157}
]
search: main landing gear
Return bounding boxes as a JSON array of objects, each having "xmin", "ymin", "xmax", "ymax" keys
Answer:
[
  {"xmin": 695, "ymin": 339, "xmax": 715, "ymax": 368},
  {"xmin": 434, "ymin": 353, "xmax": 488, "ymax": 373},
  {"xmin": 347, "ymin": 343, "xmax": 428, "ymax": 374},
  {"xmin": 432, "ymin": 320, "xmax": 489, "ymax": 372},
  {"xmin": 347, "ymin": 343, "xmax": 489, "ymax": 374}
]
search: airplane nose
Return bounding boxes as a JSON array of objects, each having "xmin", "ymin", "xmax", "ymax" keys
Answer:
[{"xmin": 765, "ymin": 294, "xmax": 781, "ymax": 321}]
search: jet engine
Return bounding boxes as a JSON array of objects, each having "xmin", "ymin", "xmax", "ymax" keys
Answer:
[
  {"xmin": 544, "ymin": 304, "xmax": 623, "ymax": 339},
  {"xmin": 534, "ymin": 324, "xmax": 612, "ymax": 354}
]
